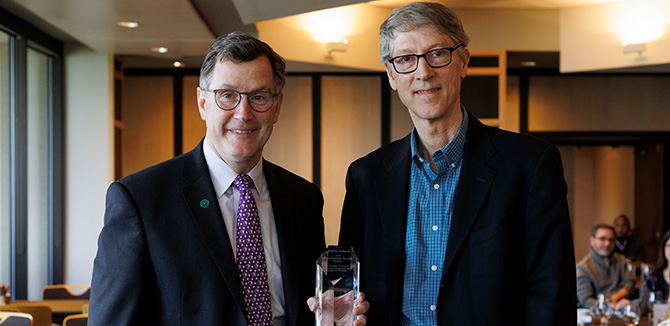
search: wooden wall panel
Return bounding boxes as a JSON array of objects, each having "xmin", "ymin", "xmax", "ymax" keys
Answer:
[
  {"xmin": 567, "ymin": 145, "xmax": 635, "ymax": 260},
  {"xmin": 182, "ymin": 76, "xmax": 205, "ymax": 152},
  {"xmin": 264, "ymin": 76, "xmax": 313, "ymax": 182},
  {"xmin": 390, "ymin": 90, "xmax": 412, "ymax": 142},
  {"xmin": 321, "ymin": 76, "xmax": 382, "ymax": 245},
  {"xmin": 121, "ymin": 76, "xmax": 174, "ymax": 176},
  {"xmin": 528, "ymin": 75, "xmax": 670, "ymax": 131}
]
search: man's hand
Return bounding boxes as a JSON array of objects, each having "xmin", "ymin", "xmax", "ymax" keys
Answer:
[
  {"xmin": 609, "ymin": 288, "xmax": 630, "ymax": 305},
  {"xmin": 307, "ymin": 291, "xmax": 369, "ymax": 326}
]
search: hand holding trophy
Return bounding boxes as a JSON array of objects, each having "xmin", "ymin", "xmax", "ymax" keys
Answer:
[{"xmin": 308, "ymin": 246, "xmax": 368, "ymax": 326}]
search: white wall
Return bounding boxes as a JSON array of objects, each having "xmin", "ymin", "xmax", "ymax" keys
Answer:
[{"xmin": 64, "ymin": 43, "xmax": 113, "ymax": 285}]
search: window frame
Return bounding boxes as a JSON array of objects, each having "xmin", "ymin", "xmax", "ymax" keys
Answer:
[{"xmin": 1, "ymin": 5, "xmax": 64, "ymax": 299}]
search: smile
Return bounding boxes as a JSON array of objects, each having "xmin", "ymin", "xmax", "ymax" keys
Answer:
[
  {"xmin": 415, "ymin": 88, "xmax": 440, "ymax": 94},
  {"xmin": 231, "ymin": 129, "xmax": 253, "ymax": 134}
]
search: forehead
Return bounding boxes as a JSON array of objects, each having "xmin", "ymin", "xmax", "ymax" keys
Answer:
[
  {"xmin": 595, "ymin": 228, "xmax": 615, "ymax": 238},
  {"xmin": 209, "ymin": 56, "xmax": 274, "ymax": 90},
  {"xmin": 613, "ymin": 217, "xmax": 628, "ymax": 226},
  {"xmin": 391, "ymin": 26, "xmax": 455, "ymax": 54}
]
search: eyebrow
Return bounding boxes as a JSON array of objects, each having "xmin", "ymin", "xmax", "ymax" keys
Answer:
[
  {"xmin": 215, "ymin": 84, "xmax": 272, "ymax": 92},
  {"xmin": 393, "ymin": 43, "xmax": 454, "ymax": 56}
]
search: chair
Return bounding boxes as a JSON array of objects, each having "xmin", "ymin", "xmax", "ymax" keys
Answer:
[
  {"xmin": 0, "ymin": 311, "xmax": 33, "ymax": 326},
  {"xmin": 0, "ymin": 306, "xmax": 50, "ymax": 326},
  {"xmin": 62, "ymin": 313, "xmax": 87, "ymax": 326},
  {"xmin": 42, "ymin": 285, "xmax": 90, "ymax": 300}
]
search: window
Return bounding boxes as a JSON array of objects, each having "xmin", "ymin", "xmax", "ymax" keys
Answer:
[
  {"xmin": 0, "ymin": 7, "xmax": 64, "ymax": 299},
  {"xmin": 0, "ymin": 28, "xmax": 10, "ymax": 292}
]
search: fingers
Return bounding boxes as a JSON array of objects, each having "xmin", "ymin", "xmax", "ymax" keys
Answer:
[
  {"xmin": 355, "ymin": 292, "xmax": 365, "ymax": 304},
  {"xmin": 353, "ymin": 292, "xmax": 369, "ymax": 315},
  {"xmin": 354, "ymin": 314, "xmax": 367, "ymax": 326},
  {"xmin": 307, "ymin": 296, "xmax": 317, "ymax": 312}
]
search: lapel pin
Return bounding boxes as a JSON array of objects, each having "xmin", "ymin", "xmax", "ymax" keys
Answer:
[{"xmin": 200, "ymin": 199, "xmax": 210, "ymax": 208}]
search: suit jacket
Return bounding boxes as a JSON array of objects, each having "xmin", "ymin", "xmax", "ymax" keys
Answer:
[
  {"xmin": 339, "ymin": 115, "xmax": 576, "ymax": 325},
  {"xmin": 90, "ymin": 141, "xmax": 325, "ymax": 325}
]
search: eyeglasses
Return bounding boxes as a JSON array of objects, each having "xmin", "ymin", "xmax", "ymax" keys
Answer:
[
  {"xmin": 388, "ymin": 43, "xmax": 464, "ymax": 74},
  {"xmin": 201, "ymin": 88, "xmax": 278, "ymax": 112}
]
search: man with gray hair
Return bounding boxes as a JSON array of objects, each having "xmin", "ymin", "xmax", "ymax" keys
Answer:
[
  {"xmin": 577, "ymin": 224, "xmax": 635, "ymax": 309},
  {"xmin": 338, "ymin": 2, "xmax": 576, "ymax": 325},
  {"xmin": 90, "ymin": 32, "xmax": 367, "ymax": 326}
]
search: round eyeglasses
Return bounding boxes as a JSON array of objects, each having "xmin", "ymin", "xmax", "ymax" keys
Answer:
[
  {"xmin": 201, "ymin": 88, "xmax": 278, "ymax": 112},
  {"xmin": 388, "ymin": 43, "xmax": 463, "ymax": 74}
]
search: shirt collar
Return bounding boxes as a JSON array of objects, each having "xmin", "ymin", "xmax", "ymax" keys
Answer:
[
  {"xmin": 410, "ymin": 107, "xmax": 469, "ymax": 166},
  {"xmin": 589, "ymin": 248, "xmax": 612, "ymax": 268},
  {"xmin": 203, "ymin": 137, "xmax": 265, "ymax": 198}
]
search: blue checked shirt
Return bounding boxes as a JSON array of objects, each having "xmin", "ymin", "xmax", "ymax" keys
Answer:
[{"xmin": 401, "ymin": 110, "xmax": 468, "ymax": 326}]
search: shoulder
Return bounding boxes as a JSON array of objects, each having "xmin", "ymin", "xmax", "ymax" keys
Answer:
[
  {"xmin": 348, "ymin": 135, "xmax": 410, "ymax": 173},
  {"xmin": 116, "ymin": 146, "xmax": 201, "ymax": 191},
  {"xmin": 576, "ymin": 254, "xmax": 593, "ymax": 269},
  {"xmin": 612, "ymin": 252, "xmax": 629, "ymax": 264},
  {"xmin": 469, "ymin": 117, "xmax": 555, "ymax": 156}
]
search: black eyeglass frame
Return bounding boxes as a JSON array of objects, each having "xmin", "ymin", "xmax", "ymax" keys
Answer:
[
  {"xmin": 388, "ymin": 42, "xmax": 464, "ymax": 74},
  {"xmin": 201, "ymin": 88, "xmax": 279, "ymax": 113}
]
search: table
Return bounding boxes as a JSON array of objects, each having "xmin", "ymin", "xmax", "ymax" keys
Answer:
[
  {"xmin": 586, "ymin": 316, "xmax": 650, "ymax": 325},
  {"xmin": 3, "ymin": 300, "xmax": 88, "ymax": 324},
  {"xmin": 4, "ymin": 300, "xmax": 88, "ymax": 314}
]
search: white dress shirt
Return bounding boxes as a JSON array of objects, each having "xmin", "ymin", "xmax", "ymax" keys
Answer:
[{"xmin": 203, "ymin": 138, "xmax": 286, "ymax": 322}]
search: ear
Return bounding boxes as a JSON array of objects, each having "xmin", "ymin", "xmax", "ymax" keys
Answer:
[
  {"xmin": 384, "ymin": 62, "xmax": 398, "ymax": 91},
  {"xmin": 459, "ymin": 47, "xmax": 470, "ymax": 80},
  {"xmin": 197, "ymin": 87, "xmax": 207, "ymax": 121},
  {"xmin": 272, "ymin": 92, "xmax": 283, "ymax": 123}
]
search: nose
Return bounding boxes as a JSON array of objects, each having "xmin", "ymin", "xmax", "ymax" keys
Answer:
[
  {"xmin": 233, "ymin": 95, "xmax": 255, "ymax": 121},
  {"xmin": 414, "ymin": 56, "xmax": 434, "ymax": 80}
]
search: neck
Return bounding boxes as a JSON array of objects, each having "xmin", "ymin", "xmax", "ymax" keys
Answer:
[{"xmin": 413, "ymin": 106, "xmax": 463, "ymax": 161}]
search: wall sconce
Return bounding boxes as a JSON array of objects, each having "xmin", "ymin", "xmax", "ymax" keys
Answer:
[
  {"xmin": 622, "ymin": 42, "xmax": 646, "ymax": 56},
  {"xmin": 326, "ymin": 41, "xmax": 348, "ymax": 55}
]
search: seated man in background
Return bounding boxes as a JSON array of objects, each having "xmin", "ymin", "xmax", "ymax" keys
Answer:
[
  {"xmin": 614, "ymin": 214, "xmax": 647, "ymax": 265},
  {"xmin": 577, "ymin": 224, "xmax": 636, "ymax": 308}
]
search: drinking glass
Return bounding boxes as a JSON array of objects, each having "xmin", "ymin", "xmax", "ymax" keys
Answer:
[
  {"xmin": 623, "ymin": 303, "xmax": 641, "ymax": 326},
  {"xmin": 598, "ymin": 300, "xmax": 613, "ymax": 325}
]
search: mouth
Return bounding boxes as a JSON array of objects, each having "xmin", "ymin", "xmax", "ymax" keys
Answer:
[
  {"xmin": 415, "ymin": 87, "xmax": 440, "ymax": 94},
  {"xmin": 230, "ymin": 129, "xmax": 254, "ymax": 134}
]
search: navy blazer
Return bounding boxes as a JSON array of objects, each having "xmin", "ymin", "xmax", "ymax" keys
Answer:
[
  {"xmin": 339, "ymin": 115, "xmax": 576, "ymax": 325},
  {"xmin": 90, "ymin": 141, "xmax": 325, "ymax": 325}
]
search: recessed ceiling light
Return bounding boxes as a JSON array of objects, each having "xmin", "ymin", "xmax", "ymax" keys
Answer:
[
  {"xmin": 173, "ymin": 61, "xmax": 185, "ymax": 68},
  {"xmin": 520, "ymin": 61, "xmax": 537, "ymax": 67},
  {"xmin": 151, "ymin": 47, "xmax": 169, "ymax": 54},
  {"xmin": 117, "ymin": 21, "xmax": 140, "ymax": 29}
]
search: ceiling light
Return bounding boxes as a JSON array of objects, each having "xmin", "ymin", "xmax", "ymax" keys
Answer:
[
  {"xmin": 173, "ymin": 61, "xmax": 185, "ymax": 68},
  {"xmin": 520, "ymin": 61, "xmax": 537, "ymax": 67},
  {"xmin": 151, "ymin": 47, "xmax": 169, "ymax": 54},
  {"xmin": 117, "ymin": 21, "xmax": 140, "ymax": 29}
]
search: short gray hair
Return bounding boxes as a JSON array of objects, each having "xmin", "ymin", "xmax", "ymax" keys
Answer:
[
  {"xmin": 199, "ymin": 32, "xmax": 286, "ymax": 93},
  {"xmin": 379, "ymin": 2, "xmax": 470, "ymax": 64}
]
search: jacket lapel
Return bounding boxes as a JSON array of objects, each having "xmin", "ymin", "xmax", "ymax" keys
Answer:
[
  {"xmin": 262, "ymin": 162, "xmax": 302, "ymax": 326},
  {"xmin": 181, "ymin": 141, "xmax": 247, "ymax": 315},
  {"xmin": 442, "ymin": 117, "xmax": 497, "ymax": 276},
  {"xmin": 375, "ymin": 136, "xmax": 412, "ymax": 321}
]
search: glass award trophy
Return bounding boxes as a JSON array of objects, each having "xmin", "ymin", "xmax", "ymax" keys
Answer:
[{"xmin": 315, "ymin": 246, "xmax": 360, "ymax": 326}]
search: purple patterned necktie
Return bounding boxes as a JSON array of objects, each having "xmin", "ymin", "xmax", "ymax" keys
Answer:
[{"xmin": 234, "ymin": 174, "xmax": 273, "ymax": 326}]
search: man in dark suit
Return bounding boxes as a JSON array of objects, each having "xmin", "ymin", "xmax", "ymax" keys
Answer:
[
  {"xmin": 90, "ymin": 32, "xmax": 347, "ymax": 325},
  {"xmin": 338, "ymin": 3, "xmax": 576, "ymax": 325}
]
